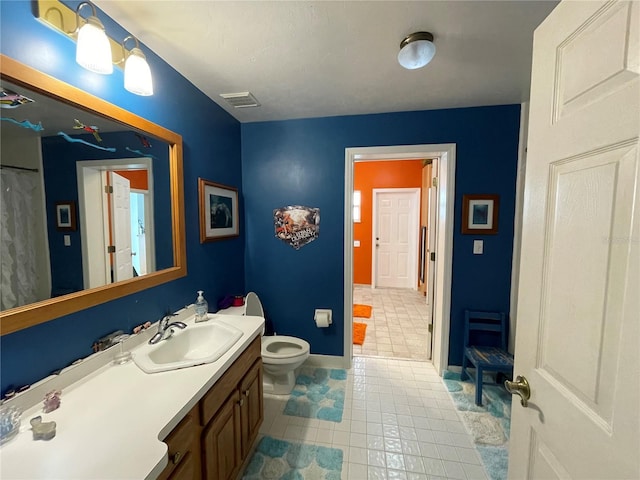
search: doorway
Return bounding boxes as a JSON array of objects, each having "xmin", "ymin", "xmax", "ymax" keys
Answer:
[
  {"xmin": 76, "ymin": 158, "xmax": 155, "ymax": 289},
  {"xmin": 344, "ymin": 144, "xmax": 456, "ymax": 375}
]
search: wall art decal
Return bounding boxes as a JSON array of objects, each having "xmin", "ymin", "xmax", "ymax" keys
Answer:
[
  {"xmin": 125, "ymin": 147, "xmax": 157, "ymax": 159},
  {"xmin": 0, "ymin": 88, "xmax": 34, "ymax": 108},
  {"xmin": 135, "ymin": 133, "xmax": 152, "ymax": 148},
  {"xmin": 57, "ymin": 132, "xmax": 116, "ymax": 152},
  {"xmin": 274, "ymin": 205, "xmax": 320, "ymax": 250},
  {"xmin": 73, "ymin": 118, "xmax": 102, "ymax": 142},
  {"xmin": 0, "ymin": 117, "xmax": 44, "ymax": 131}
]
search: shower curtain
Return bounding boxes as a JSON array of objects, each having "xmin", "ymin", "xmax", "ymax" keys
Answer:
[{"xmin": 0, "ymin": 168, "xmax": 41, "ymax": 310}]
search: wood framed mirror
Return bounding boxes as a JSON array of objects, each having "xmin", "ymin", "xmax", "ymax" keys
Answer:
[{"xmin": 0, "ymin": 55, "xmax": 186, "ymax": 336}]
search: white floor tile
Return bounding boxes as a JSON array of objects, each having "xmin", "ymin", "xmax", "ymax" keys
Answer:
[
  {"xmin": 251, "ymin": 305, "xmax": 494, "ymax": 480},
  {"xmin": 442, "ymin": 459, "xmax": 468, "ymax": 479}
]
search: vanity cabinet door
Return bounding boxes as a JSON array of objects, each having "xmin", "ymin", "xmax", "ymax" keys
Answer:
[
  {"xmin": 239, "ymin": 358, "xmax": 263, "ymax": 459},
  {"xmin": 202, "ymin": 390, "xmax": 242, "ymax": 480}
]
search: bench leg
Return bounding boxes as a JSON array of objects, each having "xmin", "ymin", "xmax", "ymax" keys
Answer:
[
  {"xmin": 475, "ymin": 367, "xmax": 483, "ymax": 406},
  {"xmin": 461, "ymin": 355, "xmax": 468, "ymax": 381}
]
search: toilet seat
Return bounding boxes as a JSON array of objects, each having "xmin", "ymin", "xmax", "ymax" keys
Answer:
[{"xmin": 261, "ymin": 336, "xmax": 310, "ymax": 365}]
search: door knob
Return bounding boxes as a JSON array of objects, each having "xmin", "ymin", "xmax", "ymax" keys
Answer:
[{"xmin": 505, "ymin": 375, "xmax": 530, "ymax": 407}]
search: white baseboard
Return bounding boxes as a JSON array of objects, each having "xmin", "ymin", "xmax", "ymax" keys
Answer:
[{"xmin": 304, "ymin": 354, "xmax": 350, "ymax": 369}]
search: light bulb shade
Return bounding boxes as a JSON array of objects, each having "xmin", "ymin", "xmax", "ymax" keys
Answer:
[
  {"xmin": 76, "ymin": 16, "xmax": 113, "ymax": 74},
  {"xmin": 124, "ymin": 48, "xmax": 153, "ymax": 96},
  {"xmin": 398, "ymin": 32, "xmax": 436, "ymax": 70}
]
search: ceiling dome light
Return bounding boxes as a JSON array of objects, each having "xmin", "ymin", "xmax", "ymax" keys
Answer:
[
  {"xmin": 75, "ymin": 3, "xmax": 113, "ymax": 74},
  {"xmin": 398, "ymin": 32, "xmax": 436, "ymax": 70},
  {"xmin": 124, "ymin": 47, "xmax": 153, "ymax": 96}
]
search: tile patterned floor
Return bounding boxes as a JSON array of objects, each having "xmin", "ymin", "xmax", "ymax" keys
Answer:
[
  {"xmin": 253, "ymin": 356, "xmax": 489, "ymax": 480},
  {"xmin": 353, "ymin": 285, "xmax": 431, "ymax": 361}
]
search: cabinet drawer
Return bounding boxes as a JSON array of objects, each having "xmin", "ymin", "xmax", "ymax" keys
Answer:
[
  {"xmin": 158, "ymin": 406, "xmax": 200, "ymax": 480},
  {"xmin": 166, "ymin": 451, "xmax": 195, "ymax": 480},
  {"xmin": 200, "ymin": 336, "xmax": 261, "ymax": 426}
]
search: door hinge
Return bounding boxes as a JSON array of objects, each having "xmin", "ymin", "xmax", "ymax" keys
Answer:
[
  {"xmin": 104, "ymin": 185, "xmax": 113, "ymax": 194},
  {"xmin": 432, "ymin": 177, "xmax": 438, "ymax": 188},
  {"xmin": 428, "ymin": 324, "xmax": 433, "ymax": 333},
  {"xmin": 430, "ymin": 252, "xmax": 435, "ymax": 262},
  {"xmin": 107, "ymin": 245, "xmax": 115, "ymax": 253}
]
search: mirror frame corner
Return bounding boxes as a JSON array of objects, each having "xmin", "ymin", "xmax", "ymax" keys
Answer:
[{"xmin": 0, "ymin": 55, "xmax": 187, "ymax": 336}]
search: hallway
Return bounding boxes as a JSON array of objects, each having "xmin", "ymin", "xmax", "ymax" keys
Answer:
[{"xmin": 353, "ymin": 285, "xmax": 431, "ymax": 361}]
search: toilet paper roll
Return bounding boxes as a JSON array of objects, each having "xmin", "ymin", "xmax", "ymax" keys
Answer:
[{"xmin": 315, "ymin": 312, "xmax": 330, "ymax": 328}]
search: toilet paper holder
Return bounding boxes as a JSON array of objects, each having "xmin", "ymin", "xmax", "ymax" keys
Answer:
[{"xmin": 314, "ymin": 309, "xmax": 332, "ymax": 327}]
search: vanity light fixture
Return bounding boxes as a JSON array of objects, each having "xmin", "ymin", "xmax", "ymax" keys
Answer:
[
  {"xmin": 74, "ymin": 2, "xmax": 113, "ymax": 74},
  {"xmin": 397, "ymin": 32, "xmax": 436, "ymax": 70},
  {"xmin": 37, "ymin": 0, "xmax": 154, "ymax": 95},
  {"xmin": 122, "ymin": 36, "xmax": 153, "ymax": 96}
]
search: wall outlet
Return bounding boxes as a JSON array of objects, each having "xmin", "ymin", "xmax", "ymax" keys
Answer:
[
  {"xmin": 64, "ymin": 235, "xmax": 71, "ymax": 247},
  {"xmin": 473, "ymin": 240, "xmax": 483, "ymax": 255},
  {"xmin": 354, "ymin": 240, "xmax": 360, "ymax": 247}
]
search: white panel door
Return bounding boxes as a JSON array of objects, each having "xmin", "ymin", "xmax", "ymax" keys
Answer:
[
  {"xmin": 109, "ymin": 172, "xmax": 133, "ymax": 283},
  {"xmin": 374, "ymin": 190, "xmax": 419, "ymax": 289},
  {"xmin": 509, "ymin": 1, "xmax": 639, "ymax": 479}
]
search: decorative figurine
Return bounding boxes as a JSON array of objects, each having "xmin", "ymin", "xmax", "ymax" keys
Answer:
[
  {"xmin": 43, "ymin": 390, "xmax": 61, "ymax": 413},
  {"xmin": 30, "ymin": 416, "xmax": 56, "ymax": 441},
  {"xmin": 73, "ymin": 118, "xmax": 102, "ymax": 142}
]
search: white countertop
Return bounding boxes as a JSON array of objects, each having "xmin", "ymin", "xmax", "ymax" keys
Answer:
[{"xmin": 0, "ymin": 314, "xmax": 264, "ymax": 480}]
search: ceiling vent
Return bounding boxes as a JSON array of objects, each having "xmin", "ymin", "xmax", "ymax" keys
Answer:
[{"xmin": 219, "ymin": 92, "xmax": 260, "ymax": 108}]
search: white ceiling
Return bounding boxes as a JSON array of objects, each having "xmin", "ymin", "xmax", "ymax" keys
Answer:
[{"xmin": 95, "ymin": 1, "xmax": 559, "ymax": 123}]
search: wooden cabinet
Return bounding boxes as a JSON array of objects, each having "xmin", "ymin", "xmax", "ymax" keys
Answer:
[
  {"xmin": 239, "ymin": 359, "xmax": 263, "ymax": 459},
  {"xmin": 157, "ymin": 336, "xmax": 263, "ymax": 480},
  {"xmin": 202, "ymin": 390, "xmax": 241, "ymax": 480},
  {"xmin": 201, "ymin": 336, "xmax": 263, "ymax": 479},
  {"xmin": 157, "ymin": 406, "xmax": 201, "ymax": 480}
]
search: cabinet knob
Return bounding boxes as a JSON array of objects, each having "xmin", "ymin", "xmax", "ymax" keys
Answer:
[
  {"xmin": 244, "ymin": 389, "xmax": 250, "ymax": 397},
  {"xmin": 171, "ymin": 451, "xmax": 182, "ymax": 465},
  {"xmin": 238, "ymin": 398, "xmax": 245, "ymax": 407}
]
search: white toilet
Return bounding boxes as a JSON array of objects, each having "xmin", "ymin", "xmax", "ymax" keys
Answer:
[{"xmin": 219, "ymin": 292, "xmax": 310, "ymax": 395}]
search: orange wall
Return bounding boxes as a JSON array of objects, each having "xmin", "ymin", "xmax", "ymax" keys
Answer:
[
  {"xmin": 353, "ymin": 160, "xmax": 424, "ymax": 285},
  {"xmin": 114, "ymin": 169, "xmax": 148, "ymax": 190}
]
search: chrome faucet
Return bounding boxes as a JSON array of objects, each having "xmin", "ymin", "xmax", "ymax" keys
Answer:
[{"xmin": 148, "ymin": 314, "xmax": 187, "ymax": 344}]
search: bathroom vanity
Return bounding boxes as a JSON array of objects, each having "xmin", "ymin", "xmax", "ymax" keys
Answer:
[
  {"xmin": 0, "ymin": 314, "xmax": 264, "ymax": 479},
  {"xmin": 158, "ymin": 335, "xmax": 263, "ymax": 480}
]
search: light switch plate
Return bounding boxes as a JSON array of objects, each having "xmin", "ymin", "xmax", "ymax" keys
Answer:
[
  {"xmin": 473, "ymin": 240, "xmax": 483, "ymax": 254},
  {"xmin": 354, "ymin": 240, "xmax": 360, "ymax": 247},
  {"xmin": 64, "ymin": 235, "xmax": 71, "ymax": 247}
]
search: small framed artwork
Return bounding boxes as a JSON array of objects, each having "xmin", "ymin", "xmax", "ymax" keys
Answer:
[
  {"xmin": 198, "ymin": 178, "xmax": 239, "ymax": 243},
  {"xmin": 55, "ymin": 201, "xmax": 77, "ymax": 231},
  {"xmin": 461, "ymin": 194, "xmax": 499, "ymax": 234}
]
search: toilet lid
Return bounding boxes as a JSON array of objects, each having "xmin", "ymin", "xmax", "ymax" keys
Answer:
[{"xmin": 245, "ymin": 292, "xmax": 264, "ymax": 317}]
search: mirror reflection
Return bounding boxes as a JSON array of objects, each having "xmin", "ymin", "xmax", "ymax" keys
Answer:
[{"xmin": 0, "ymin": 80, "xmax": 172, "ymax": 312}]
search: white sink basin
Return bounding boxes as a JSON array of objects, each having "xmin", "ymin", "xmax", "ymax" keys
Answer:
[{"xmin": 134, "ymin": 320, "xmax": 243, "ymax": 374}]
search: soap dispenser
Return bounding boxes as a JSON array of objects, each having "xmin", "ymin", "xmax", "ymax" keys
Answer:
[{"xmin": 195, "ymin": 290, "xmax": 209, "ymax": 322}]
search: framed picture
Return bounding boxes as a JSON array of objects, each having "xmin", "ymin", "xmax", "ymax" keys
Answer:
[
  {"xmin": 55, "ymin": 201, "xmax": 77, "ymax": 231},
  {"xmin": 198, "ymin": 178, "xmax": 239, "ymax": 243},
  {"xmin": 461, "ymin": 194, "xmax": 499, "ymax": 234}
]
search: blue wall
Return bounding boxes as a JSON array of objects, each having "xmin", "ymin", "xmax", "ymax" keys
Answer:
[
  {"xmin": 241, "ymin": 106, "xmax": 521, "ymax": 365},
  {"xmin": 0, "ymin": 1, "xmax": 244, "ymax": 393}
]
